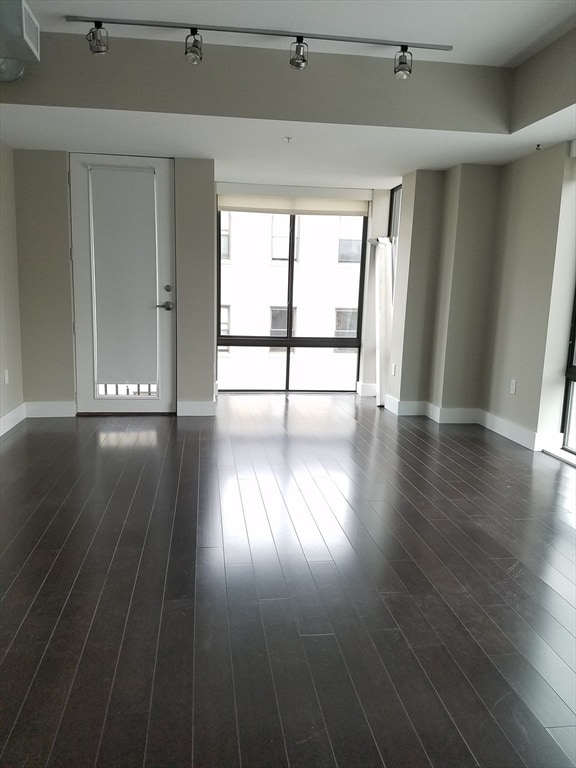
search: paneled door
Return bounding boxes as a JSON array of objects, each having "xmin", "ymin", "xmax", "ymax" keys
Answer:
[{"xmin": 70, "ymin": 154, "xmax": 175, "ymax": 413}]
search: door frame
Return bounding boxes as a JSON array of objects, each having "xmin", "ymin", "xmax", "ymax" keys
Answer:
[{"xmin": 70, "ymin": 153, "xmax": 176, "ymax": 413}]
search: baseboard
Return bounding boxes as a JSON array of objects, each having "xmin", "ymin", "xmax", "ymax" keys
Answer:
[
  {"xmin": 0, "ymin": 403, "xmax": 27, "ymax": 437},
  {"xmin": 383, "ymin": 398, "xmax": 550, "ymax": 452},
  {"xmin": 383, "ymin": 396, "xmax": 427, "ymax": 416},
  {"xmin": 357, "ymin": 382, "xmax": 376, "ymax": 397},
  {"xmin": 25, "ymin": 401, "xmax": 77, "ymax": 418},
  {"xmin": 479, "ymin": 411, "xmax": 540, "ymax": 450},
  {"xmin": 427, "ymin": 405, "xmax": 484, "ymax": 424},
  {"xmin": 177, "ymin": 400, "xmax": 216, "ymax": 416}
]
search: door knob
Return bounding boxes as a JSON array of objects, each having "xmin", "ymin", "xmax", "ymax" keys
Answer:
[{"xmin": 156, "ymin": 301, "xmax": 174, "ymax": 311}]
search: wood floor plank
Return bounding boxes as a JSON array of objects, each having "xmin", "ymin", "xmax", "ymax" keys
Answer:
[
  {"xmin": 226, "ymin": 562, "xmax": 288, "ymax": 768},
  {"xmin": 370, "ymin": 628, "xmax": 478, "ymax": 767},
  {"xmin": 302, "ymin": 633, "xmax": 385, "ymax": 768},
  {"xmin": 260, "ymin": 597, "xmax": 337, "ymax": 768},
  {"xmin": 191, "ymin": 547, "xmax": 239, "ymax": 768},
  {"xmin": 310, "ymin": 560, "xmax": 434, "ymax": 768}
]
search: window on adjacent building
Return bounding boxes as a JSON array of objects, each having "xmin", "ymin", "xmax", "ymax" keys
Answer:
[
  {"xmin": 338, "ymin": 238, "xmax": 362, "ymax": 263},
  {"xmin": 271, "ymin": 215, "xmax": 290, "ymax": 260},
  {"xmin": 219, "ymin": 305, "xmax": 230, "ymax": 352},
  {"xmin": 335, "ymin": 308, "xmax": 357, "ymax": 351},
  {"xmin": 270, "ymin": 306, "xmax": 296, "ymax": 351},
  {"xmin": 220, "ymin": 211, "xmax": 230, "ymax": 260}
]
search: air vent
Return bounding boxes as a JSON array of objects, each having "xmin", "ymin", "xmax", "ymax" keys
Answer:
[{"xmin": 0, "ymin": 0, "xmax": 40, "ymax": 61}]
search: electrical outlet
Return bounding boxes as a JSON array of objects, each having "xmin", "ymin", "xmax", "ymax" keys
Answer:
[
  {"xmin": 509, "ymin": 379, "xmax": 517, "ymax": 395},
  {"xmin": 3, "ymin": 370, "xmax": 8, "ymax": 385}
]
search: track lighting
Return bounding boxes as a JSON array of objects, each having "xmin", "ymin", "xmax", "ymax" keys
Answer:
[
  {"xmin": 184, "ymin": 28, "xmax": 203, "ymax": 65},
  {"xmin": 69, "ymin": 15, "xmax": 450, "ymax": 80},
  {"xmin": 394, "ymin": 45, "xmax": 412, "ymax": 79},
  {"xmin": 86, "ymin": 21, "xmax": 108, "ymax": 55},
  {"xmin": 289, "ymin": 37, "xmax": 308, "ymax": 70}
]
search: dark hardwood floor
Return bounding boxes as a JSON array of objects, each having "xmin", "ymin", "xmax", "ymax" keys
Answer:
[{"xmin": 0, "ymin": 394, "xmax": 574, "ymax": 767}]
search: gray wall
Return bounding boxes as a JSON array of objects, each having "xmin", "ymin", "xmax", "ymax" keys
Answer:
[
  {"xmin": 388, "ymin": 143, "xmax": 573, "ymax": 445},
  {"xmin": 174, "ymin": 158, "xmax": 217, "ymax": 409},
  {"xmin": 1, "ymin": 33, "xmax": 511, "ymax": 134},
  {"xmin": 0, "ymin": 141, "xmax": 24, "ymax": 417},
  {"xmin": 14, "ymin": 150, "xmax": 75, "ymax": 405},
  {"xmin": 512, "ymin": 28, "xmax": 576, "ymax": 131},
  {"xmin": 433, "ymin": 164, "xmax": 500, "ymax": 411},
  {"xmin": 389, "ymin": 170, "xmax": 445, "ymax": 404},
  {"xmin": 486, "ymin": 143, "xmax": 569, "ymax": 433}
]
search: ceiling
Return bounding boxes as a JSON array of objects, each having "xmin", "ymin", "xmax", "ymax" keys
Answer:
[{"xmin": 1, "ymin": 0, "xmax": 575, "ymax": 189}]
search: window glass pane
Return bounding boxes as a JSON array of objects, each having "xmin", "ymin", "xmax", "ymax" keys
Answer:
[
  {"xmin": 220, "ymin": 212, "xmax": 289, "ymax": 336},
  {"xmin": 218, "ymin": 347, "xmax": 287, "ymax": 389},
  {"xmin": 289, "ymin": 348, "xmax": 358, "ymax": 390},
  {"xmin": 292, "ymin": 215, "xmax": 363, "ymax": 338}
]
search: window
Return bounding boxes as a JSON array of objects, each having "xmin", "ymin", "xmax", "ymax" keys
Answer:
[
  {"xmin": 338, "ymin": 238, "xmax": 362, "ymax": 263},
  {"xmin": 335, "ymin": 308, "xmax": 357, "ymax": 351},
  {"xmin": 220, "ymin": 211, "xmax": 230, "ymax": 260},
  {"xmin": 217, "ymin": 211, "xmax": 367, "ymax": 391},
  {"xmin": 271, "ymin": 214, "xmax": 290, "ymax": 260},
  {"xmin": 270, "ymin": 306, "xmax": 296, "ymax": 351},
  {"xmin": 219, "ymin": 305, "xmax": 230, "ymax": 352}
]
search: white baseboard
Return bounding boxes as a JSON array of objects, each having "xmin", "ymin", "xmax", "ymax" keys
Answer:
[
  {"xmin": 26, "ymin": 401, "xmax": 77, "ymax": 418},
  {"xmin": 383, "ymin": 396, "xmax": 428, "ymax": 416},
  {"xmin": 479, "ymin": 411, "xmax": 540, "ymax": 450},
  {"xmin": 382, "ymin": 398, "xmax": 552, "ymax": 453},
  {"xmin": 177, "ymin": 400, "xmax": 216, "ymax": 416},
  {"xmin": 427, "ymin": 405, "xmax": 484, "ymax": 424},
  {"xmin": 0, "ymin": 403, "xmax": 27, "ymax": 437},
  {"xmin": 357, "ymin": 382, "xmax": 377, "ymax": 397}
]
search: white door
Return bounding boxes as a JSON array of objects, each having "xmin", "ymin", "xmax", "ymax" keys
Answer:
[{"xmin": 70, "ymin": 154, "xmax": 176, "ymax": 413}]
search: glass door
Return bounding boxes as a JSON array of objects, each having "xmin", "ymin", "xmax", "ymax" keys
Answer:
[{"xmin": 217, "ymin": 211, "xmax": 366, "ymax": 391}]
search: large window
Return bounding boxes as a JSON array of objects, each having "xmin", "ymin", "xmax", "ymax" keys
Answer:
[{"xmin": 217, "ymin": 211, "xmax": 367, "ymax": 390}]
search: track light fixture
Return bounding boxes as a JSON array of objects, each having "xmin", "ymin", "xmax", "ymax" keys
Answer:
[
  {"xmin": 184, "ymin": 28, "xmax": 203, "ymax": 65},
  {"xmin": 69, "ymin": 15, "xmax": 452, "ymax": 78},
  {"xmin": 289, "ymin": 36, "xmax": 308, "ymax": 70},
  {"xmin": 86, "ymin": 21, "xmax": 108, "ymax": 55},
  {"xmin": 394, "ymin": 45, "xmax": 412, "ymax": 79}
]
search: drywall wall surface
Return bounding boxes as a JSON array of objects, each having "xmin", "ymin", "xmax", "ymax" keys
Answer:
[
  {"xmin": 442, "ymin": 164, "xmax": 501, "ymax": 409},
  {"xmin": 174, "ymin": 158, "xmax": 217, "ymax": 405},
  {"xmin": 0, "ymin": 140, "xmax": 24, "ymax": 417},
  {"xmin": 14, "ymin": 150, "xmax": 75, "ymax": 403},
  {"xmin": 429, "ymin": 165, "xmax": 460, "ymax": 407},
  {"xmin": 537, "ymin": 154, "xmax": 576, "ymax": 438},
  {"xmin": 487, "ymin": 143, "xmax": 567, "ymax": 431},
  {"xmin": 512, "ymin": 28, "xmax": 576, "ymax": 132},
  {"xmin": 392, "ymin": 170, "xmax": 445, "ymax": 404},
  {"xmin": 0, "ymin": 33, "xmax": 511, "ymax": 134}
]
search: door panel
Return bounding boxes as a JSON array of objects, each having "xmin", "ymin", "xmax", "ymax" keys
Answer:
[{"xmin": 71, "ymin": 154, "xmax": 175, "ymax": 412}]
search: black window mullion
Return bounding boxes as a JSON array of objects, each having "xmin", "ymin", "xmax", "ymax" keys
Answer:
[{"xmin": 285, "ymin": 215, "xmax": 297, "ymax": 390}]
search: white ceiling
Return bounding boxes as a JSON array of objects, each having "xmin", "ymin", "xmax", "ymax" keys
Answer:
[{"xmin": 2, "ymin": 0, "xmax": 575, "ymax": 189}]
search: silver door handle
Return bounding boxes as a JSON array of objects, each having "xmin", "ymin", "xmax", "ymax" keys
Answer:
[{"xmin": 156, "ymin": 301, "xmax": 174, "ymax": 311}]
